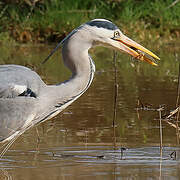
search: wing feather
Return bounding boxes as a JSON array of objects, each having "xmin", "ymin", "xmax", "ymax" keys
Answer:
[{"xmin": 0, "ymin": 65, "xmax": 45, "ymax": 98}]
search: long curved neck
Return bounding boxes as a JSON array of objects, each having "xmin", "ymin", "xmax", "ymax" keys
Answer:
[
  {"xmin": 60, "ymin": 47, "xmax": 95, "ymax": 100},
  {"xmin": 36, "ymin": 32, "xmax": 95, "ymax": 122},
  {"xmin": 45, "ymin": 35, "xmax": 95, "ymax": 109}
]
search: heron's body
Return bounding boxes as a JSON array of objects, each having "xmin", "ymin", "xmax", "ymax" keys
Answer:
[
  {"xmin": 0, "ymin": 58, "xmax": 94, "ymax": 142},
  {"xmin": 0, "ymin": 38, "xmax": 95, "ymax": 142},
  {"xmin": 0, "ymin": 19, "xmax": 159, "ymax": 151}
]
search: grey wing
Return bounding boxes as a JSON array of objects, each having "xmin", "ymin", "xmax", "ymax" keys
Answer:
[
  {"xmin": 0, "ymin": 65, "xmax": 46, "ymax": 142},
  {"xmin": 0, "ymin": 64, "xmax": 46, "ymax": 98}
]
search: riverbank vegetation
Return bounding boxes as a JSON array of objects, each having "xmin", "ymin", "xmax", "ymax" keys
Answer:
[{"xmin": 0, "ymin": 0, "xmax": 179, "ymax": 44}]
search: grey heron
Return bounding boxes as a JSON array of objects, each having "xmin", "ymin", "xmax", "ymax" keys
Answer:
[{"xmin": 0, "ymin": 19, "xmax": 160, "ymax": 154}]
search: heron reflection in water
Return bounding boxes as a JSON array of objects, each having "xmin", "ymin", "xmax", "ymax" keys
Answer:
[{"xmin": 0, "ymin": 19, "xmax": 160, "ymax": 155}]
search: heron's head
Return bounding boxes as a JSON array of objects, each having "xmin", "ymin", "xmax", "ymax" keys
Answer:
[
  {"xmin": 77, "ymin": 19, "xmax": 160, "ymax": 65},
  {"xmin": 42, "ymin": 19, "xmax": 160, "ymax": 65}
]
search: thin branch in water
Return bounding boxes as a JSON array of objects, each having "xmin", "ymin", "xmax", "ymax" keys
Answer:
[
  {"xmin": 165, "ymin": 120, "xmax": 180, "ymax": 131},
  {"xmin": 176, "ymin": 63, "xmax": 180, "ymax": 107},
  {"xmin": 112, "ymin": 50, "xmax": 118, "ymax": 149},
  {"xmin": 113, "ymin": 52, "xmax": 118, "ymax": 127},
  {"xmin": 166, "ymin": 106, "xmax": 180, "ymax": 119},
  {"xmin": 175, "ymin": 62, "xmax": 180, "ymax": 144},
  {"xmin": 176, "ymin": 110, "xmax": 180, "ymax": 144},
  {"xmin": 136, "ymin": 100, "xmax": 141, "ymax": 121},
  {"xmin": 157, "ymin": 106, "xmax": 163, "ymax": 157}
]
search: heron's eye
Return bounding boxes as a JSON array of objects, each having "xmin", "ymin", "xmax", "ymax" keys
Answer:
[{"xmin": 114, "ymin": 31, "xmax": 120, "ymax": 37}]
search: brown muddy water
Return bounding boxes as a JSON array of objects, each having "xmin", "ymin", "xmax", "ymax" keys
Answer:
[{"xmin": 0, "ymin": 42, "xmax": 179, "ymax": 179}]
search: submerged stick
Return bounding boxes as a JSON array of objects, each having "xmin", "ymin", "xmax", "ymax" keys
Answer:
[
  {"xmin": 165, "ymin": 120, "xmax": 180, "ymax": 131},
  {"xmin": 175, "ymin": 62, "xmax": 180, "ymax": 144},
  {"xmin": 166, "ymin": 106, "xmax": 180, "ymax": 119},
  {"xmin": 158, "ymin": 106, "xmax": 163, "ymax": 156},
  {"xmin": 112, "ymin": 51, "xmax": 118, "ymax": 149},
  {"xmin": 113, "ymin": 51, "xmax": 118, "ymax": 126},
  {"xmin": 176, "ymin": 111, "xmax": 180, "ymax": 144},
  {"xmin": 176, "ymin": 63, "xmax": 180, "ymax": 107}
]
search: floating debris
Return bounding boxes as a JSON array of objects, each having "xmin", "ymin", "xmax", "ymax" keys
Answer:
[
  {"xmin": 136, "ymin": 99, "xmax": 164, "ymax": 111},
  {"xmin": 169, "ymin": 151, "xmax": 176, "ymax": 160}
]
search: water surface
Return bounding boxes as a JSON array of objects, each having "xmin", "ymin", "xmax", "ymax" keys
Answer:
[{"xmin": 0, "ymin": 41, "xmax": 179, "ymax": 179}]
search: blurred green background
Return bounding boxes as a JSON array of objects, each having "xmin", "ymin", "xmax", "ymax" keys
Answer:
[{"xmin": 0, "ymin": 0, "xmax": 179, "ymax": 43}]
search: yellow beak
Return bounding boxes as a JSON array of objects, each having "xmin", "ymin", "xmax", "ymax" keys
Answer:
[{"xmin": 113, "ymin": 34, "xmax": 160, "ymax": 66}]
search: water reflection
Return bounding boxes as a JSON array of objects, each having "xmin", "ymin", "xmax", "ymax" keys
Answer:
[{"xmin": 0, "ymin": 42, "xmax": 180, "ymax": 179}]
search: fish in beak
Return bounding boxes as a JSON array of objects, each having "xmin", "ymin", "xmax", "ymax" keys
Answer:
[{"xmin": 112, "ymin": 34, "xmax": 160, "ymax": 66}]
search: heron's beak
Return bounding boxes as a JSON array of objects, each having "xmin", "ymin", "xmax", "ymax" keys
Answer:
[{"xmin": 112, "ymin": 34, "xmax": 160, "ymax": 66}]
